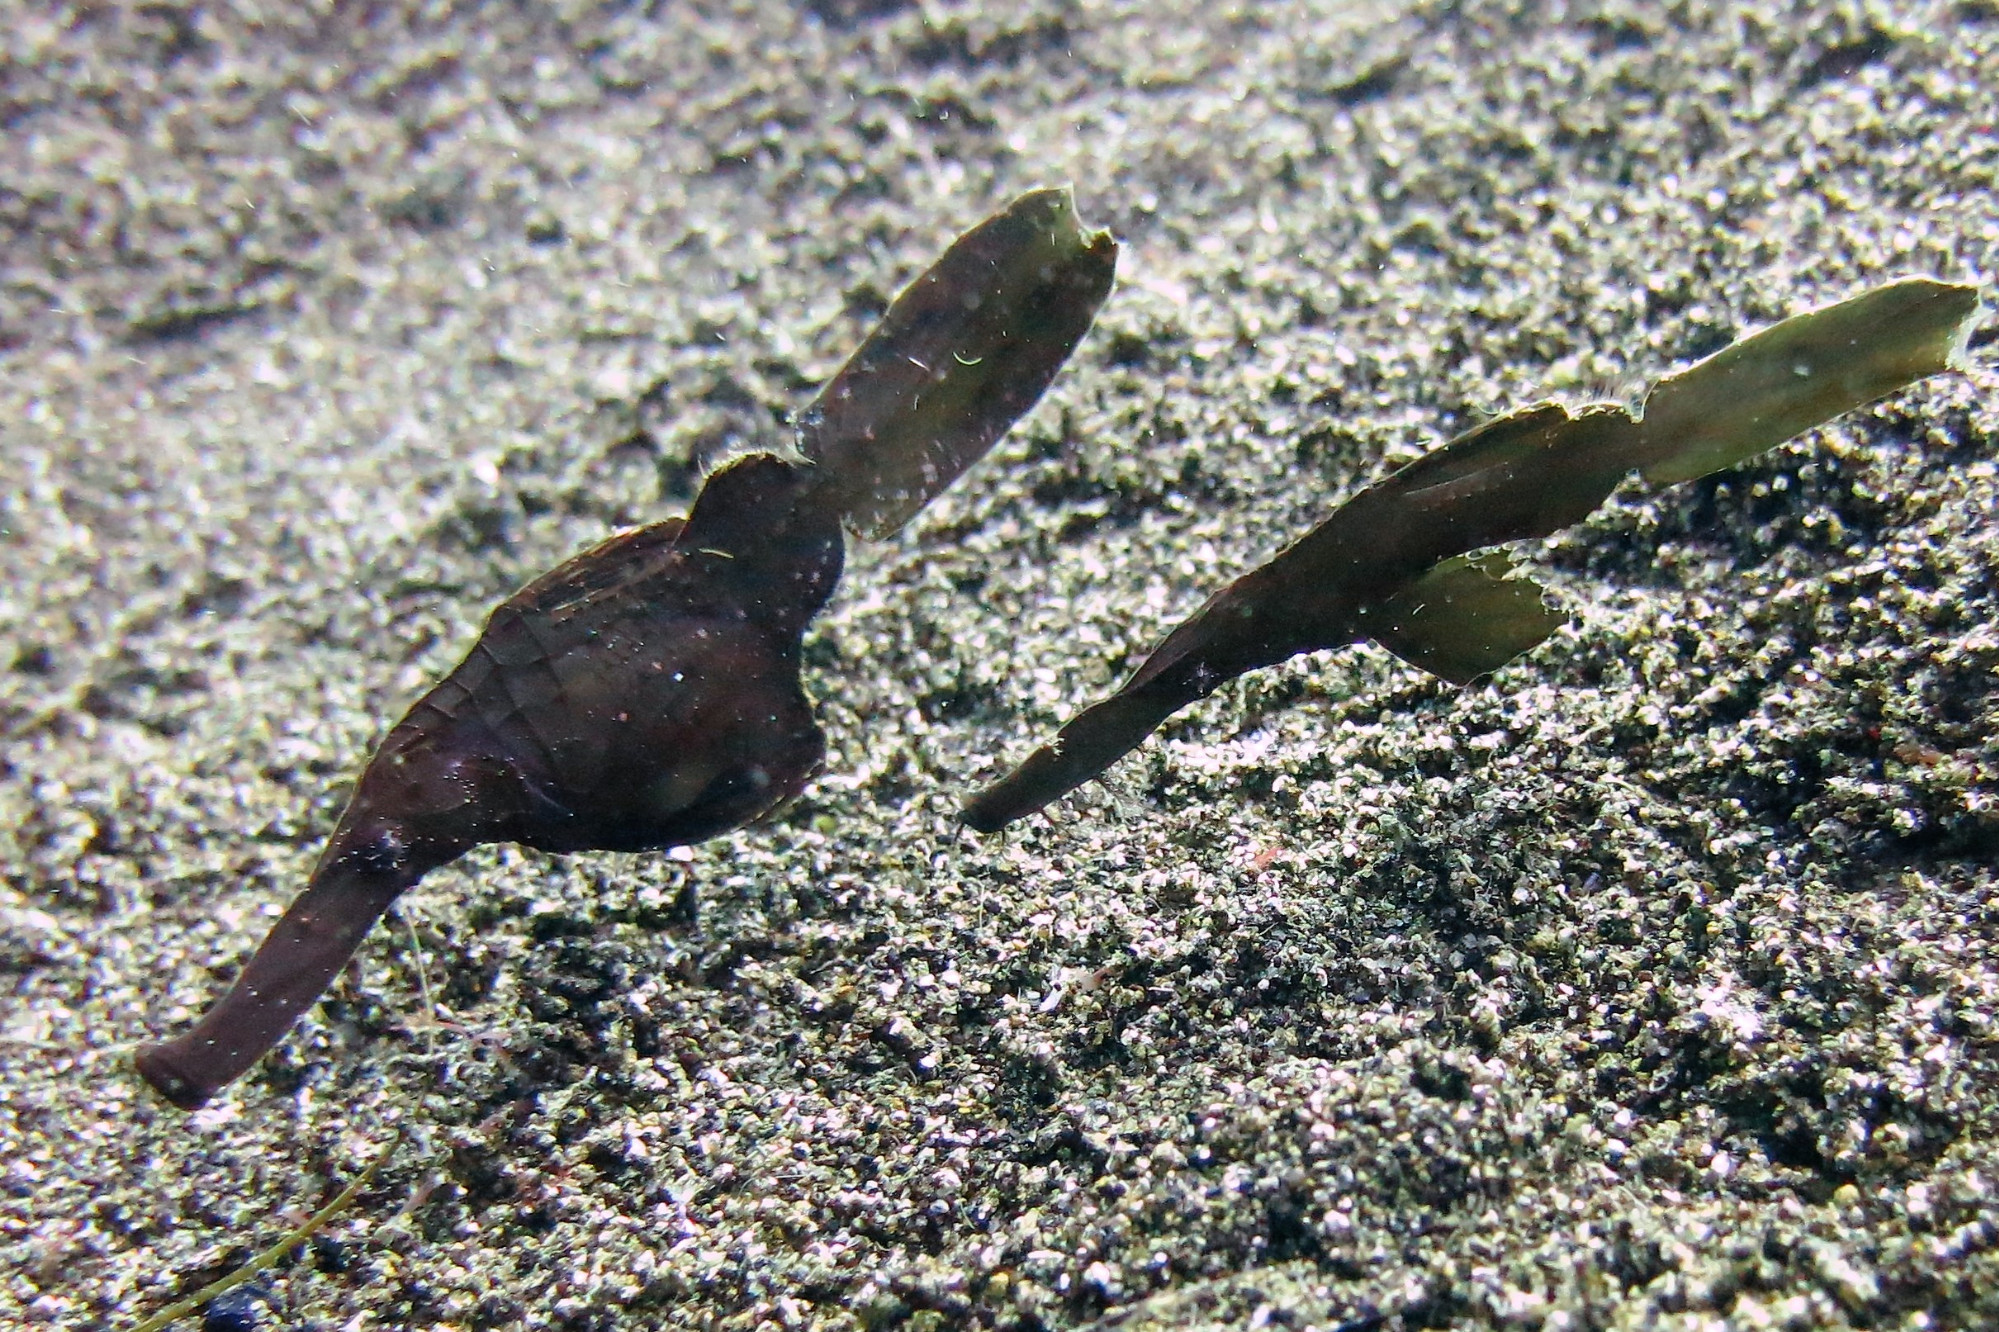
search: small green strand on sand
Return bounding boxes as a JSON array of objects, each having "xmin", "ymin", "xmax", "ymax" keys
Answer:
[{"xmin": 128, "ymin": 1128, "xmax": 404, "ymax": 1332}]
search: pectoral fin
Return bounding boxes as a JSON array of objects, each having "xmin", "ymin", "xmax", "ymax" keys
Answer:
[
  {"xmin": 1368, "ymin": 552, "xmax": 1565, "ymax": 685},
  {"xmin": 505, "ymin": 518, "xmax": 688, "ymax": 622}
]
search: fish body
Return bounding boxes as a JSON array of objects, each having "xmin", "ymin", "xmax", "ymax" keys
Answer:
[
  {"xmin": 135, "ymin": 457, "xmax": 842, "ymax": 1109},
  {"xmin": 137, "ymin": 189, "xmax": 1117, "ymax": 1108},
  {"xmin": 966, "ymin": 279, "xmax": 1980, "ymax": 833}
]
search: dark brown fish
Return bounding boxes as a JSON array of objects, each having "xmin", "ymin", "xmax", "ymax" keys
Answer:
[
  {"xmin": 137, "ymin": 188, "xmax": 1117, "ymax": 1109},
  {"xmin": 963, "ymin": 278, "xmax": 1980, "ymax": 833}
]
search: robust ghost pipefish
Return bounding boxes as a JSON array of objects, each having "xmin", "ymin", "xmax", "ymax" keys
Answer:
[
  {"xmin": 137, "ymin": 188, "xmax": 1118, "ymax": 1109},
  {"xmin": 964, "ymin": 278, "xmax": 1982, "ymax": 834}
]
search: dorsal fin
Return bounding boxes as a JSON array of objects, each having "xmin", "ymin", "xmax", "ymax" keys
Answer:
[{"xmin": 676, "ymin": 455, "xmax": 843, "ymax": 633}]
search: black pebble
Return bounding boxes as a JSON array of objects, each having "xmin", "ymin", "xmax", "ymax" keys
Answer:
[{"xmin": 202, "ymin": 1284, "xmax": 271, "ymax": 1332}]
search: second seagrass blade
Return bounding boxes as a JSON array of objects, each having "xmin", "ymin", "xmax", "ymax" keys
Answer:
[{"xmin": 797, "ymin": 187, "xmax": 1118, "ymax": 540}]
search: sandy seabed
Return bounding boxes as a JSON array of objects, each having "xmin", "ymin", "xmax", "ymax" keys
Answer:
[{"xmin": 4, "ymin": 2, "xmax": 1998, "ymax": 1328}]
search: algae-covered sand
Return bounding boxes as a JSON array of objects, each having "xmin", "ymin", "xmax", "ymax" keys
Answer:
[{"xmin": 4, "ymin": 2, "xmax": 1998, "ymax": 1328}]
